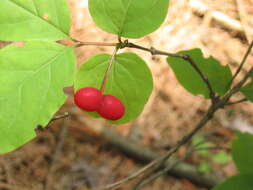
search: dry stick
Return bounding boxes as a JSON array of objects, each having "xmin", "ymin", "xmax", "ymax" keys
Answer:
[
  {"xmin": 230, "ymin": 41, "xmax": 253, "ymax": 84},
  {"xmin": 134, "ymin": 103, "xmax": 219, "ymax": 190},
  {"xmin": 133, "ymin": 146, "xmax": 230, "ymax": 190},
  {"xmin": 131, "ymin": 134, "xmax": 205, "ymax": 189},
  {"xmin": 131, "ymin": 138, "xmax": 229, "ymax": 190},
  {"xmin": 132, "ymin": 146, "xmax": 196, "ymax": 190},
  {"xmin": 100, "ymin": 47, "xmax": 119, "ymax": 93},
  {"xmin": 94, "ymin": 127, "xmax": 222, "ymax": 188},
  {"xmin": 44, "ymin": 119, "xmax": 69, "ymax": 190},
  {"xmin": 99, "ymin": 158, "xmax": 163, "ymax": 190}
]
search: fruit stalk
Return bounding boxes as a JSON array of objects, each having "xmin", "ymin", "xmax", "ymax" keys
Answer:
[{"xmin": 100, "ymin": 47, "xmax": 119, "ymax": 93}]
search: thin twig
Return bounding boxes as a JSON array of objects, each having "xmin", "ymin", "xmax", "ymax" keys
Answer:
[
  {"xmin": 226, "ymin": 98, "xmax": 248, "ymax": 106},
  {"xmin": 132, "ymin": 143, "xmax": 230, "ymax": 190},
  {"xmin": 100, "ymin": 47, "xmax": 119, "ymax": 93},
  {"xmin": 149, "ymin": 102, "xmax": 219, "ymax": 170},
  {"xmin": 99, "ymin": 158, "xmax": 161, "ymax": 190},
  {"xmin": 223, "ymin": 65, "xmax": 253, "ymax": 102},
  {"xmin": 126, "ymin": 42, "xmax": 217, "ymax": 102},
  {"xmin": 126, "ymin": 42, "xmax": 181, "ymax": 57},
  {"xmin": 182, "ymin": 55, "xmax": 217, "ymax": 101},
  {"xmin": 231, "ymin": 41, "xmax": 253, "ymax": 84},
  {"xmin": 49, "ymin": 112, "xmax": 69, "ymax": 123},
  {"xmin": 74, "ymin": 41, "xmax": 117, "ymax": 48},
  {"xmin": 195, "ymin": 146, "xmax": 231, "ymax": 151},
  {"xmin": 131, "ymin": 137, "xmax": 229, "ymax": 189},
  {"xmin": 44, "ymin": 119, "xmax": 69, "ymax": 190},
  {"xmin": 133, "ymin": 136, "xmax": 209, "ymax": 189},
  {"xmin": 131, "ymin": 146, "xmax": 195, "ymax": 190}
]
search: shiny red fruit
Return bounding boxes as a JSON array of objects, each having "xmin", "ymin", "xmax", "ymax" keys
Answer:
[
  {"xmin": 74, "ymin": 87, "xmax": 103, "ymax": 112},
  {"xmin": 98, "ymin": 95, "xmax": 125, "ymax": 120}
]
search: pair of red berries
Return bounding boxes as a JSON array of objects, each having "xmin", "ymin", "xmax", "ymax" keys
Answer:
[{"xmin": 74, "ymin": 87, "xmax": 125, "ymax": 120}]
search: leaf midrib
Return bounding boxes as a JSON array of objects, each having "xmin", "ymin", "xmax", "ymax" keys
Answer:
[{"xmin": 118, "ymin": 0, "xmax": 133, "ymax": 36}]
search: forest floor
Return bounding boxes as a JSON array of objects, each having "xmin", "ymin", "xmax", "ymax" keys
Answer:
[{"xmin": 0, "ymin": 0, "xmax": 253, "ymax": 190}]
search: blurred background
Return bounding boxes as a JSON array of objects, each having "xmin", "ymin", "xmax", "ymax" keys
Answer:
[{"xmin": 0, "ymin": 0, "xmax": 253, "ymax": 189}]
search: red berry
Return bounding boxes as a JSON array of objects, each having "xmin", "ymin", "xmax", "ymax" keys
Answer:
[
  {"xmin": 98, "ymin": 95, "xmax": 125, "ymax": 121},
  {"xmin": 74, "ymin": 87, "xmax": 103, "ymax": 112}
]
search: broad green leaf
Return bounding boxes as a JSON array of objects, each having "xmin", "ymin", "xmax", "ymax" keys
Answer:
[
  {"xmin": 88, "ymin": 0, "xmax": 169, "ymax": 38},
  {"xmin": 0, "ymin": 40, "xmax": 75, "ymax": 154},
  {"xmin": 241, "ymin": 82, "xmax": 253, "ymax": 102},
  {"xmin": 167, "ymin": 49, "xmax": 232, "ymax": 98},
  {"xmin": 74, "ymin": 53, "xmax": 153, "ymax": 124},
  {"xmin": 212, "ymin": 152, "xmax": 231, "ymax": 164},
  {"xmin": 0, "ymin": 0, "xmax": 71, "ymax": 41},
  {"xmin": 232, "ymin": 132, "xmax": 253, "ymax": 174},
  {"xmin": 213, "ymin": 174, "xmax": 253, "ymax": 190}
]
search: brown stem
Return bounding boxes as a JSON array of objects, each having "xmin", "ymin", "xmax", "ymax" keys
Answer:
[
  {"xmin": 230, "ymin": 41, "xmax": 253, "ymax": 84},
  {"xmin": 75, "ymin": 41, "xmax": 117, "ymax": 48},
  {"xmin": 126, "ymin": 42, "xmax": 217, "ymax": 102},
  {"xmin": 70, "ymin": 38, "xmax": 253, "ymax": 190},
  {"xmin": 182, "ymin": 54, "xmax": 217, "ymax": 101},
  {"xmin": 226, "ymin": 98, "xmax": 248, "ymax": 106},
  {"xmin": 131, "ymin": 146, "xmax": 195, "ymax": 190},
  {"xmin": 48, "ymin": 112, "xmax": 69, "ymax": 124},
  {"xmin": 126, "ymin": 42, "xmax": 181, "ymax": 57}
]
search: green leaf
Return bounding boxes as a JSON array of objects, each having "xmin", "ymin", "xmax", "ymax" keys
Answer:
[
  {"xmin": 0, "ymin": 0, "xmax": 71, "ymax": 41},
  {"xmin": 74, "ymin": 53, "xmax": 153, "ymax": 124},
  {"xmin": 213, "ymin": 152, "xmax": 231, "ymax": 164},
  {"xmin": 167, "ymin": 49, "xmax": 232, "ymax": 98},
  {"xmin": 192, "ymin": 136, "xmax": 210, "ymax": 156},
  {"xmin": 198, "ymin": 162, "xmax": 211, "ymax": 173},
  {"xmin": 0, "ymin": 40, "xmax": 75, "ymax": 154},
  {"xmin": 232, "ymin": 132, "xmax": 253, "ymax": 174},
  {"xmin": 88, "ymin": 0, "xmax": 169, "ymax": 38},
  {"xmin": 241, "ymin": 82, "xmax": 253, "ymax": 102},
  {"xmin": 213, "ymin": 174, "xmax": 253, "ymax": 190}
]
